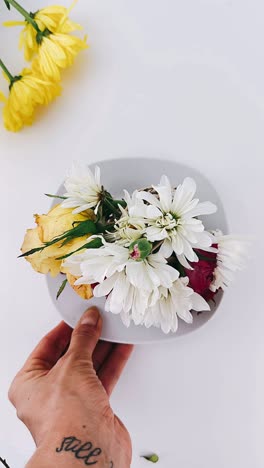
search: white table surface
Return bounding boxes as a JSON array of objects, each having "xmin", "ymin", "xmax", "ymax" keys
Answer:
[{"xmin": 0, "ymin": 1, "xmax": 262, "ymax": 467}]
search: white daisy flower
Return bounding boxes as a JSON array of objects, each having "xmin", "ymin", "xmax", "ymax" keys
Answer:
[
  {"xmin": 93, "ymin": 271, "xmax": 150, "ymax": 327},
  {"xmin": 125, "ymin": 251, "xmax": 179, "ymax": 292},
  {"xmin": 63, "ymin": 239, "xmax": 179, "ymax": 324},
  {"xmin": 63, "ymin": 241, "xmax": 128, "ymax": 285},
  {"xmin": 210, "ymin": 231, "xmax": 250, "ymax": 292},
  {"xmin": 137, "ymin": 175, "xmax": 217, "ymax": 267},
  {"xmin": 108, "ymin": 190, "xmax": 156, "ymax": 246},
  {"xmin": 61, "ymin": 162, "xmax": 102, "ymax": 214},
  {"xmin": 142, "ymin": 277, "xmax": 210, "ymax": 334},
  {"xmin": 68, "ymin": 241, "xmax": 179, "ymax": 290}
]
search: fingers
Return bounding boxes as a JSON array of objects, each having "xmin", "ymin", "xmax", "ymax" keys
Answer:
[
  {"xmin": 92, "ymin": 341, "xmax": 113, "ymax": 372},
  {"xmin": 67, "ymin": 307, "xmax": 102, "ymax": 360},
  {"xmin": 98, "ymin": 344, "xmax": 134, "ymax": 396},
  {"xmin": 23, "ymin": 321, "xmax": 73, "ymax": 372}
]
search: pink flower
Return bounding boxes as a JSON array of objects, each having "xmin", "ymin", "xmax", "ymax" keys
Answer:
[
  {"xmin": 130, "ymin": 244, "xmax": 141, "ymax": 260},
  {"xmin": 184, "ymin": 248, "xmax": 218, "ymax": 301}
]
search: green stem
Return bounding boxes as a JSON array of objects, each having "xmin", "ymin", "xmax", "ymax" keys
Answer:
[
  {"xmin": 103, "ymin": 197, "xmax": 121, "ymax": 217},
  {"xmin": 112, "ymin": 199, "xmax": 127, "ymax": 209},
  {"xmin": 7, "ymin": 0, "xmax": 40, "ymax": 31},
  {"xmin": 0, "ymin": 59, "xmax": 13, "ymax": 81},
  {"xmin": 151, "ymin": 240, "xmax": 164, "ymax": 253}
]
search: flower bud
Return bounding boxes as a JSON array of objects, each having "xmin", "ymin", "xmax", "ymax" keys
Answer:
[{"xmin": 129, "ymin": 239, "xmax": 152, "ymax": 261}]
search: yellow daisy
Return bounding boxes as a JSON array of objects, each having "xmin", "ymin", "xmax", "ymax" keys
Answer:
[
  {"xmin": 4, "ymin": 4, "xmax": 83, "ymax": 61},
  {"xmin": 33, "ymin": 32, "xmax": 87, "ymax": 81},
  {"xmin": 0, "ymin": 67, "xmax": 61, "ymax": 132}
]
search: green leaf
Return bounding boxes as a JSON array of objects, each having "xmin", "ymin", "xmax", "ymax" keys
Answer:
[
  {"xmin": 56, "ymin": 237, "xmax": 103, "ymax": 260},
  {"xmin": 60, "ymin": 237, "xmax": 76, "ymax": 247},
  {"xmin": 112, "ymin": 199, "xmax": 127, "ymax": 208},
  {"xmin": 56, "ymin": 278, "xmax": 67, "ymax": 300},
  {"xmin": 3, "ymin": 0, "xmax": 10, "ymax": 10},
  {"xmin": 142, "ymin": 454, "xmax": 159, "ymax": 463},
  {"xmin": 45, "ymin": 193, "xmax": 67, "ymax": 200},
  {"xmin": 19, "ymin": 219, "xmax": 98, "ymax": 258},
  {"xmin": 18, "ymin": 246, "xmax": 45, "ymax": 258},
  {"xmin": 68, "ymin": 219, "xmax": 98, "ymax": 236},
  {"xmin": 96, "ymin": 221, "xmax": 115, "ymax": 233},
  {"xmin": 103, "ymin": 197, "xmax": 121, "ymax": 217}
]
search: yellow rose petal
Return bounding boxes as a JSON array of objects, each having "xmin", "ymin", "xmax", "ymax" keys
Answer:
[
  {"xmin": 21, "ymin": 204, "xmax": 96, "ymax": 277},
  {"xmin": 66, "ymin": 272, "xmax": 93, "ymax": 299}
]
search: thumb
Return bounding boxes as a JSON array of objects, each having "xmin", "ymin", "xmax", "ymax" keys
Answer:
[{"xmin": 68, "ymin": 307, "xmax": 102, "ymax": 360}]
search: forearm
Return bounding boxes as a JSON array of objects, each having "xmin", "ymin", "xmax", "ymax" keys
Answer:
[{"xmin": 26, "ymin": 428, "xmax": 130, "ymax": 468}]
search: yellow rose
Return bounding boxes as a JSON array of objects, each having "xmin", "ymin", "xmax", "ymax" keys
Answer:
[
  {"xmin": 66, "ymin": 272, "xmax": 93, "ymax": 300},
  {"xmin": 21, "ymin": 204, "xmax": 95, "ymax": 277}
]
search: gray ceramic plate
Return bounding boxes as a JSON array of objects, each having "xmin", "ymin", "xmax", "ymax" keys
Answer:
[{"xmin": 47, "ymin": 157, "xmax": 228, "ymax": 344}]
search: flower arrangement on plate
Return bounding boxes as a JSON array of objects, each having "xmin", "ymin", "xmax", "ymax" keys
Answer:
[{"xmin": 20, "ymin": 162, "xmax": 248, "ymax": 334}]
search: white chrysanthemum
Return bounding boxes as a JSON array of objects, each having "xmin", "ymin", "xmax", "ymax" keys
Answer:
[
  {"xmin": 108, "ymin": 190, "xmax": 158, "ymax": 246},
  {"xmin": 65, "ymin": 240, "xmax": 179, "ymax": 290},
  {"xmin": 63, "ymin": 239, "xmax": 180, "ymax": 325},
  {"xmin": 61, "ymin": 162, "xmax": 102, "ymax": 214},
  {"xmin": 125, "ymin": 251, "xmax": 179, "ymax": 292},
  {"xmin": 63, "ymin": 241, "xmax": 129, "ymax": 284},
  {"xmin": 142, "ymin": 277, "xmax": 210, "ymax": 334},
  {"xmin": 93, "ymin": 271, "xmax": 150, "ymax": 327},
  {"xmin": 210, "ymin": 231, "xmax": 249, "ymax": 292},
  {"xmin": 137, "ymin": 176, "xmax": 217, "ymax": 267}
]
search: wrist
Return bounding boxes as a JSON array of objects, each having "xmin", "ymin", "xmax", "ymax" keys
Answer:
[{"xmin": 26, "ymin": 427, "xmax": 130, "ymax": 468}]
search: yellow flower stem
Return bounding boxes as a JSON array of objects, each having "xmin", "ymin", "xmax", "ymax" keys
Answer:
[
  {"xmin": 0, "ymin": 58, "xmax": 14, "ymax": 82},
  {"xmin": 6, "ymin": 0, "xmax": 40, "ymax": 32},
  {"xmin": 0, "ymin": 58, "xmax": 21, "ymax": 89}
]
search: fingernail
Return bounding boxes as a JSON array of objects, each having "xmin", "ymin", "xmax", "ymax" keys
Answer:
[{"xmin": 81, "ymin": 307, "xmax": 100, "ymax": 326}]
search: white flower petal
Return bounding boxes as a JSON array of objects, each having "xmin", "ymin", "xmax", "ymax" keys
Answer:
[
  {"xmin": 209, "ymin": 234, "xmax": 249, "ymax": 291},
  {"xmin": 145, "ymin": 225, "xmax": 168, "ymax": 241},
  {"xmin": 62, "ymin": 163, "xmax": 102, "ymax": 214},
  {"xmin": 137, "ymin": 190, "xmax": 161, "ymax": 208},
  {"xmin": 172, "ymin": 177, "xmax": 197, "ymax": 212},
  {"xmin": 152, "ymin": 178, "xmax": 172, "ymax": 212},
  {"xmin": 186, "ymin": 201, "xmax": 217, "ymax": 218},
  {"xmin": 126, "ymin": 261, "xmax": 151, "ymax": 290},
  {"xmin": 190, "ymin": 231, "xmax": 213, "ymax": 248},
  {"xmin": 177, "ymin": 198, "xmax": 199, "ymax": 216},
  {"xmin": 171, "ymin": 235, "xmax": 184, "ymax": 255},
  {"xmin": 176, "ymin": 253, "xmax": 194, "ymax": 270},
  {"xmin": 176, "ymin": 308, "xmax": 193, "ymax": 324},
  {"xmin": 159, "ymin": 238, "xmax": 173, "ymax": 258},
  {"xmin": 108, "ymin": 274, "xmax": 129, "ymax": 314},
  {"xmin": 177, "ymin": 235, "xmax": 197, "ymax": 261},
  {"xmin": 191, "ymin": 292, "xmax": 210, "ymax": 311},
  {"xmin": 93, "ymin": 274, "xmax": 117, "ymax": 297}
]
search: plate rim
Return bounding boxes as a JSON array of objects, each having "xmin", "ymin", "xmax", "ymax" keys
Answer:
[{"xmin": 47, "ymin": 156, "xmax": 228, "ymax": 344}]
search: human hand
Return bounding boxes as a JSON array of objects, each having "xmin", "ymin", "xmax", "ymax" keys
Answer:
[{"xmin": 8, "ymin": 307, "xmax": 133, "ymax": 468}]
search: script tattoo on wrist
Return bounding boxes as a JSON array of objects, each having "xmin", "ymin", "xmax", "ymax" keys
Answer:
[{"xmin": 56, "ymin": 436, "xmax": 114, "ymax": 466}]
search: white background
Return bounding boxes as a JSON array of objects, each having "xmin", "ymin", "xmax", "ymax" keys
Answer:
[{"xmin": 0, "ymin": 0, "xmax": 262, "ymax": 467}]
